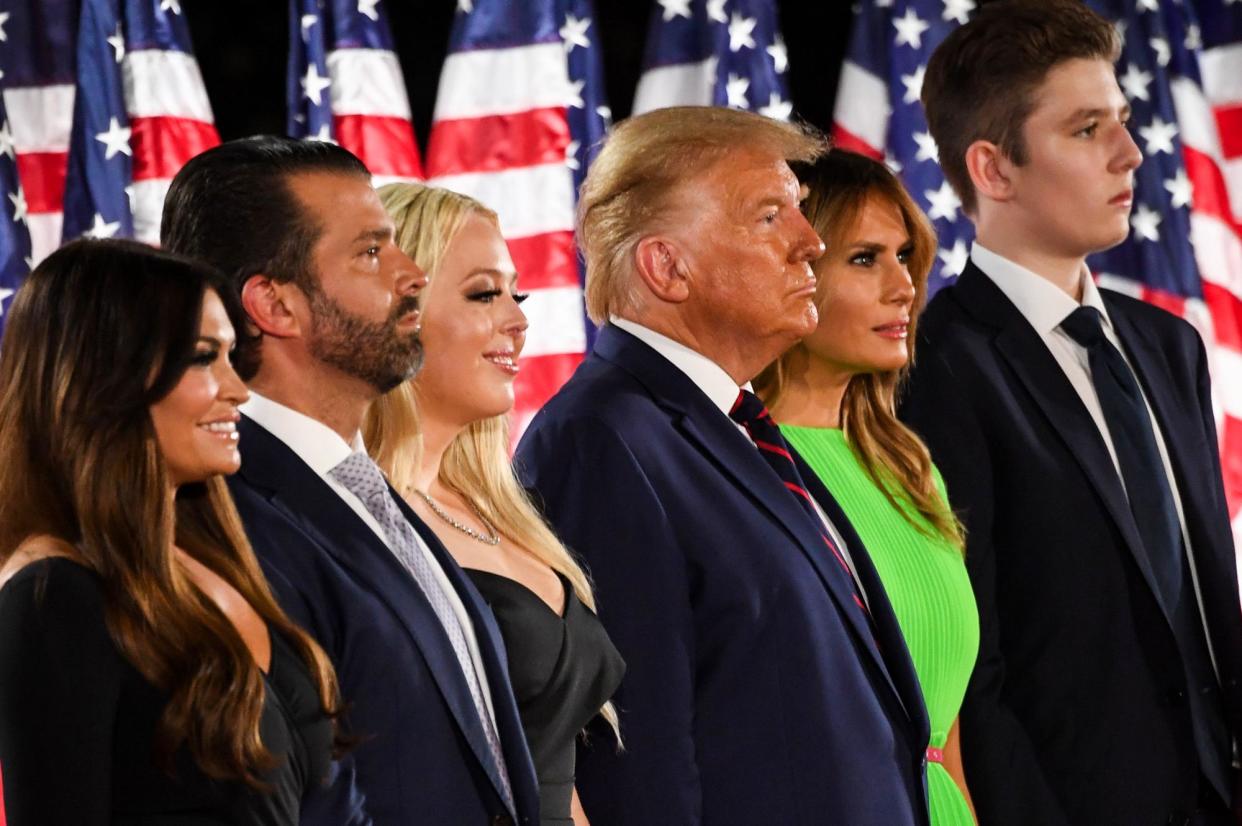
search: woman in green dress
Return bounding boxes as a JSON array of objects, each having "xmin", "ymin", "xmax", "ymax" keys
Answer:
[{"xmin": 755, "ymin": 149, "xmax": 979, "ymax": 826}]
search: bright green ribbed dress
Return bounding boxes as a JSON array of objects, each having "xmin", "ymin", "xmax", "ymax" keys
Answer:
[{"xmin": 782, "ymin": 425, "xmax": 979, "ymax": 826}]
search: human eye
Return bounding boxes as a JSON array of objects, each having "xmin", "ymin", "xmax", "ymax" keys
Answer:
[
  {"xmin": 466, "ymin": 289, "xmax": 502, "ymax": 303},
  {"xmin": 189, "ymin": 346, "xmax": 219, "ymax": 367},
  {"xmin": 849, "ymin": 251, "xmax": 876, "ymax": 266},
  {"xmin": 896, "ymin": 245, "xmax": 915, "ymax": 264},
  {"xmin": 1074, "ymin": 121, "xmax": 1099, "ymax": 138},
  {"xmin": 513, "ymin": 291, "xmax": 530, "ymax": 305}
]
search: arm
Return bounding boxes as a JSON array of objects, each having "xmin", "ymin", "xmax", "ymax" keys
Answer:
[
  {"xmin": 571, "ymin": 787, "xmax": 590, "ymax": 826},
  {"xmin": 0, "ymin": 561, "xmax": 122, "ymax": 825},
  {"xmin": 517, "ymin": 415, "xmax": 700, "ymax": 826},
  {"xmin": 901, "ymin": 351, "xmax": 1071, "ymax": 826},
  {"xmin": 943, "ymin": 717, "xmax": 977, "ymax": 825}
]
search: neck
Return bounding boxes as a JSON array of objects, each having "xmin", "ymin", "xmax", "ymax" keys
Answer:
[
  {"xmin": 248, "ymin": 367, "xmax": 371, "ymax": 444},
  {"xmin": 619, "ymin": 311, "xmax": 775, "ymax": 385},
  {"xmin": 412, "ymin": 411, "xmax": 461, "ymax": 495},
  {"xmin": 976, "ymin": 220, "xmax": 1086, "ymax": 302},
  {"xmin": 766, "ymin": 345, "xmax": 851, "ymax": 428}
]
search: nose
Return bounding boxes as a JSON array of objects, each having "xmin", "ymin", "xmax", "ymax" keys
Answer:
[
  {"xmin": 218, "ymin": 359, "xmax": 250, "ymax": 406},
  {"xmin": 789, "ymin": 211, "xmax": 826, "ymax": 264},
  {"xmin": 503, "ymin": 291, "xmax": 529, "ymax": 347},
  {"xmin": 395, "ymin": 248, "xmax": 428, "ymax": 297},
  {"xmin": 885, "ymin": 261, "xmax": 917, "ymax": 305},
  {"xmin": 1112, "ymin": 120, "xmax": 1143, "ymax": 174}
]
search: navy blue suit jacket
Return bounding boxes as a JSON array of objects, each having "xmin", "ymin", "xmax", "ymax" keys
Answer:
[
  {"xmin": 900, "ymin": 261, "xmax": 1242, "ymax": 825},
  {"xmin": 228, "ymin": 416, "xmax": 540, "ymax": 826},
  {"xmin": 514, "ymin": 325, "xmax": 931, "ymax": 826}
]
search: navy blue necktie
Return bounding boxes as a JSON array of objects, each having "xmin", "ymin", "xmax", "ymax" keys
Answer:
[
  {"xmin": 729, "ymin": 390, "xmax": 873, "ymax": 623},
  {"xmin": 1061, "ymin": 306, "xmax": 1231, "ymax": 800}
]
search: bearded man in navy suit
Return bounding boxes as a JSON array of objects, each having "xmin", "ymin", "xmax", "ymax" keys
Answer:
[{"xmin": 515, "ymin": 106, "xmax": 931, "ymax": 826}]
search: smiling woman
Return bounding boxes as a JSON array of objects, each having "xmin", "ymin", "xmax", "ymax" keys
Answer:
[{"xmin": 0, "ymin": 238, "xmax": 346, "ymax": 826}]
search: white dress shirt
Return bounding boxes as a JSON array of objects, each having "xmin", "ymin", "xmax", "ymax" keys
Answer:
[
  {"xmin": 611, "ymin": 317, "xmax": 870, "ymax": 605},
  {"xmin": 241, "ymin": 391, "xmax": 498, "ymax": 724}
]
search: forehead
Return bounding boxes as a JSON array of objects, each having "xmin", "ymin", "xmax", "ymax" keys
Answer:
[
  {"xmin": 198, "ymin": 289, "xmax": 234, "ymax": 336},
  {"xmin": 1027, "ymin": 57, "xmax": 1126, "ymax": 120},
  {"xmin": 687, "ymin": 147, "xmax": 799, "ymax": 210},
  {"xmin": 286, "ymin": 170, "xmax": 386, "ymax": 231},
  {"xmin": 440, "ymin": 213, "xmax": 514, "ymax": 275}
]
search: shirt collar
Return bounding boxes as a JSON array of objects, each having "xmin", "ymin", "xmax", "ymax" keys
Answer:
[
  {"xmin": 241, "ymin": 390, "xmax": 366, "ymax": 476},
  {"xmin": 971, "ymin": 242, "xmax": 1114, "ymax": 334},
  {"xmin": 610, "ymin": 316, "xmax": 747, "ymax": 416}
]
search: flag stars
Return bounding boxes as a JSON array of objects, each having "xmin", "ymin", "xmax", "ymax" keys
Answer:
[
  {"xmin": 726, "ymin": 73, "xmax": 750, "ymax": 109},
  {"xmin": 457, "ymin": 0, "xmax": 473, "ymax": 14},
  {"xmin": 758, "ymin": 92, "xmax": 792, "ymax": 121},
  {"xmin": 567, "ymin": 79, "xmax": 585, "ymax": 109},
  {"xmin": 1164, "ymin": 169, "xmax": 1192, "ymax": 209},
  {"xmin": 0, "ymin": 120, "xmax": 14, "ymax": 160},
  {"xmin": 310, "ymin": 124, "xmax": 336, "ymax": 144},
  {"xmin": 767, "ymin": 35, "xmax": 788, "ymax": 74},
  {"xmin": 1118, "ymin": 63, "xmax": 1152, "ymax": 101},
  {"xmin": 1149, "ymin": 36, "xmax": 1170, "ymax": 67},
  {"xmin": 1136, "ymin": 0, "xmax": 1158, "ymax": 12},
  {"xmin": 357, "ymin": 0, "xmax": 379, "ymax": 22},
  {"xmin": 565, "ymin": 140, "xmax": 581, "ymax": 171},
  {"xmin": 596, "ymin": 105, "xmax": 613, "ymax": 127},
  {"xmin": 925, "ymin": 180, "xmax": 961, "ymax": 222},
  {"xmin": 937, "ymin": 240, "xmax": 969, "ymax": 278},
  {"xmin": 8, "ymin": 185, "xmax": 27, "ymax": 224},
  {"xmin": 0, "ymin": 288, "xmax": 14, "ymax": 317},
  {"xmin": 901, "ymin": 64, "xmax": 926, "ymax": 104},
  {"xmin": 85, "ymin": 213, "xmax": 120, "ymax": 239},
  {"xmin": 1184, "ymin": 24, "xmax": 1202, "ymax": 51},
  {"xmin": 1130, "ymin": 203, "xmax": 1161, "ymax": 242},
  {"xmin": 913, "ymin": 131, "xmax": 939, "ymax": 163},
  {"xmin": 728, "ymin": 12, "xmax": 757, "ymax": 52},
  {"xmin": 1139, "ymin": 116, "xmax": 1178, "ymax": 155},
  {"xmin": 0, "ymin": 12, "xmax": 9, "ymax": 41},
  {"xmin": 706, "ymin": 0, "xmax": 728, "ymax": 25},
  {"xmin": 941, "ymin": 0, "xmax": 975, "ymax": 25},
  {"xmin": 302, "ymin": 63, "xmax": 332, "ymax": 106},
  {"xmin": 561, "ymin": 14, "xmax": 591, "ymax": 53},
  {"xmin": 657, "ymin": 0, "xmax": 691, "ymax": 22},
  {"xmin": 107, "ymin": 24, "xmax": 125, "ymax": 63},
  {"xmin": 159, "ymin": 0, "xmax": 181, "ymax": 15},
  {"xmin": 95, "ymin": 117, "xmax": 132, "ymax": 160},
  {"xmin": 893, "ymin": 8, "xmax": 930, "ymax": 49},
  {"xmin": 301, "ymin": 14, "xmax": 318, "ymax": 39}
]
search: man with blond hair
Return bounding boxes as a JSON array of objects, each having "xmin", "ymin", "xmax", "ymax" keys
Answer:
[{"xmin": 516, "ymin": 106, "xmax": 932, "ymax": 826}]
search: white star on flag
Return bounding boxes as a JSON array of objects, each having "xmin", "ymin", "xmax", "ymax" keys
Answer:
[
  {"xmin": 1118, "ymin": 63, "xmax": 1152, "ymax": 101},
  {"xmin": 767, "ymin": 35, "xmax": 788, "ymax": 74},
  {"xmin": 893, "ymin": 8, "xmax": 930, "ymax": 49},
  {"xmin": 1149, "ymin": 36, "xmax": 1170, "ymax": 67},
  {"xmin": 159, "ymin": 0, "xmax": 181, "ymax": 15},
  {"xmin": 561, "ymin": 14, "xmax": 591, "ymax": 53},
  {"xmin": 310, "ymin": 124, "xmax": 336, "ymax": 144},
  {"xmin": 1136, "ymin": 0, "xmax": 1158, "ymax": 11},
  {"xmin": 657, "ymin": 0, "xmax": 691, "ymax": 22},
  {"xmin": 901, "ymin": 65, "xmax": 925, "ymax": 104},
  {"xmin": 925, "ymin": 180, "xmax": 961, "ymax": 222},
  {"xmin": 0, "ymin": 120, "xmax": 14, "ymax": 160},
  {"xmin": 9, "ymin": 186, "xmax": 27, "ymax": 224},
  {"xmin": 913, "ymin": 131, "xmax": 939, "ymax": 163},
  {"xmin": 0, "ymin": 287, "xmax": 13, "ymax": 317},
  {"xmin": 706, "ymin": 0, "xmax": 728, "ymax": 25},
  {"xmin": 567, "ymin": 79, "xmax": 585, "ymax": 109},
  {"xmin": 1139, "ymin": 116, "xmax": 1178, "ymax": 155},
  {"xmin": 107, "ymin": 24, "xmax": 125, "ymax": 63},
  {"xmin": 758, "ymin": 92, "xmax": 792, "ymax": 121},
  {"xmin": 728, "ymin": 13, "xmax": 757, "ymax": 52},
  {"xmin": 726, "ymin": 73, "xmax": 750, "ymax": 109},
  {"xmin": 95, "ymin": 117, "xmax": 133, "ymax": 160},
  {"xmin": 565, "ymin": 139, "xmax": 581, "ymax": 171},
  {"xmin": 1114, "ymin": 19, "xmax": 1128, "ymax": 48},
  {"xmin": 358, "ymin": 0, "xmax": 379, "ymax": 22},
  {"xmin": 1164, "ymin": 169, "xmax": 1192, "ymax": 209},
  {"xmin": 0, "ymin": 12, "xmax": 9, "ymax": 41},
  {"xmin": 458, "ymin": 0, "xmax": 473, "ymax": 14},
  {"xmin": 597, "ymin": 105, "xmax": 613, "ymax": 127},
  {"xmin": 301, "ymin": 15, "xmax": 318, "ymax": 39},
  {"xmin": 302, "ymin": 63, "xmax": 331, "ymax": 106},
  {"xmin": 941, "ymin": 0, "xmax": 975, "ymax": 25},
  {"xmin": 938, "ymin": 240, "xmax": 969, "ymax": 278},
  {"xmin": 84, "ymin": 213, "xmax": 121, "ymax": 239},
  {"xmin": 1130, "ymin": 203, "xmax": 1161, "ymax": 242},
  {"xmin": 1184, "ymin": 24, "xmax": 1202, "ymax": 52}
]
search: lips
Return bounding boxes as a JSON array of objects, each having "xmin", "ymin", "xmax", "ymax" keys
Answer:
[
  {"xmin": 198, "ymin": 415, "xmax": 240, "ymax": 441},
  {"xmin": 483, "ymin": 351, "xmax": 519, "ymax": 376},
  {"xmin": 1109, "ymin": 189, "xmax": 1133, "ymax": 207},
  {"xmin": 872, "ymin": 321, "xmax": 909, "ymax": 339}
]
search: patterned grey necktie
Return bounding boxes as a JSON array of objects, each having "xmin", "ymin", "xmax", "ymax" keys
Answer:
[{"xmin": 329, "ymin": 451, "xmax": 513, "ymax": 808}]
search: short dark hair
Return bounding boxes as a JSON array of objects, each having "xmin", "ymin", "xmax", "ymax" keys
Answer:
[
  {"xmin": 160, "ymin": 136, "xmax": 370, "ymax": 378},
  {"xmin": 921, "ymin": 0, "xmax": 1120, "ymax": 215}
]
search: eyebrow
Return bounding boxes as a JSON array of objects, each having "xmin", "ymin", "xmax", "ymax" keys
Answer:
[
  {"xmin": 351, "ymin": 227, "xmax": 393, "ymax": 244},
  {"xmin": 1062, "ymin": 104, "xmax": 1131, "ymax": 125},
  {"xmin": 196, "ymin": 335, "xmax": 235, "ymax": 348}
]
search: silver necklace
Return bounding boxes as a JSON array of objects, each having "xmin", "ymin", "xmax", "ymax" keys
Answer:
[{"xmin": 412, "ymin": 489, "xmax": 501, "ymax": 546}]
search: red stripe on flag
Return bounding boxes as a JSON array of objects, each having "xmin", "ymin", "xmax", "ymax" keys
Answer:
[
  {"xmin": 1217, "ymin": 104, "xmax": 1242, "ymax": 160},
  {"xmin": 130, "ymin": 116, "xmax": 220, "ymax": 182},
  {"xmin": 1223, "ymin": 414, "xmax": 1242, "ymax": 522},
  {"xmin": 1183, "ymin": 146, "xmax": 1242, "ymax": 238},
  {"xmin": 15, "ymin": 151, "xmax": 68, "ymax": 214},
  {"xmin": 426, "ymin": 107, "xmax": 570, "ymax": 177},
  {"xmin": 335, "ymin": 114, "xmax": 425, "ymax": 179},
  {"xmin": 829, "ymin": 124, "xmax": 884, "ymax": 160},
  {"xmin": 514, "ymin": 350, "xmax": 583, "ymax": 422},
  {"xmin": 507, "ymin": 231, "xmax": 579, "ymax": 291},
  {"xmin": 1139, "ymin": 285, "xmax": 1187, "ymax": 318},
  {"xmin": 1203, "ymin": 282, "xmax": 1242, "ymax": 352}
]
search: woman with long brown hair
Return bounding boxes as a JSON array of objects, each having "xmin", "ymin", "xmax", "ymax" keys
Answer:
[
  {"xmin": 0, "ymin": 239, "xmax": 347, "ymax": 825},
  {"xmin": 365, "ymin": 182, "xmax": 623, "ymax": 826},
  {"xmin": 754, "ymin": 150, "xmax": 979, "ymax": 826}
]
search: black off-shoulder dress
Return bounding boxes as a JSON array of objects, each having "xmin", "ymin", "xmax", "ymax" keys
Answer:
[
  {"xmin": 466, "ymin": 569, "xmax": 624, "ymax": 826},
  {"xmin": 0, "ymin": 557, "xmax": 333, "ymax": 826}
]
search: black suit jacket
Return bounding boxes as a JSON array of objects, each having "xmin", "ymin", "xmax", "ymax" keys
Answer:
[
  {"xmin": 228, "ymin": 416, "xmax": 540, "ymax": 826},
  {"xmin": 900, "ymin": 260, "xmax": 1242, "ymax": 825},
  {"xmin": 515, "ymin": 325, "xmax": 931, "ymax": 826}
]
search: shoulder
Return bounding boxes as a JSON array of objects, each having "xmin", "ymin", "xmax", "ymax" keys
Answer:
[
  {"xmin": 0, "ymin": 556, "xmax": 107, "ymax": 639},
  {"xmin": 1103, "ymin": 289, "xmax": 1202, "ymax": 344}
]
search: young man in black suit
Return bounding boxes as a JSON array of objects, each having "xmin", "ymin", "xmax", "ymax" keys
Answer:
[{"xmin": 902, "ymin": 2, "xmax": 1242, "ymax": 824}]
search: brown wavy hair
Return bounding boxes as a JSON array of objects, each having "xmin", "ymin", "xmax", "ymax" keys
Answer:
[
  {"xmin": 0, "ymin": 239, "xmax": 345, "ymax": 787},
  {"xmin": 754, "ymin": 151, "xmax": 964, "ymax": 550}
]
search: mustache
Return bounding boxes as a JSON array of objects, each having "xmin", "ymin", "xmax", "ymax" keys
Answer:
[{"xmin": 389, "ymin": 296, "xmax": 421, "ymax": 324}]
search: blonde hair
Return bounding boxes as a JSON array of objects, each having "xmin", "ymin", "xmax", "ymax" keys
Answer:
[
  {"xmin": 367, "ymin": 182, "xmax": 621, "ymax": 740},
  {"xmin": 754, "ymin": 151, "xmax": 964, "ymax": 551},
  {"xmin": 577, "ymin": 105, "xmax": 827, "ymax": 323}
]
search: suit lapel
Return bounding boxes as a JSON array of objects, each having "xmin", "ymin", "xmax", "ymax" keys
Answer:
[
  {"xmin": 956, "ymin": 265, "xmax": 1172, "ymax": 622},
  {"xmin": 594, "ymin": 326, "xmax": 908, "ymax": 713},
  {"xmin": 236, "ymin": 417, "xmax": 516, "ymax": 809}
]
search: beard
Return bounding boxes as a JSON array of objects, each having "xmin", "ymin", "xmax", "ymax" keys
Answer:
[{"xmin": 305, "ymin": 287, "xmax": 424, "ymax": 393}]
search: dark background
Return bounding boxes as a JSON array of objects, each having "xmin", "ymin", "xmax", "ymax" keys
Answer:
[{"xmin": 181, "ymin": 1, "xmax": 855, "ymax": 148}]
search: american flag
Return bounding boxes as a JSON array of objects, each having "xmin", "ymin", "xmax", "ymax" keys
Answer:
[
  {"xmin": 425, "ymin": 0, "xmax": 609, "ymax": 436},
  {"xmin": 0, "ymin": 82, "xmax": 31, "ymax": 343},
  {"xmin": 633, "ymin": 0, "xmax": 791, "ymax": 119},
  {"xmin": 0, "ymin": 0, "xmax": 218, "ymax": 264},
  {"xmin": 286, "ymin": 0, "xmax": 423, "ymax": 182},
  {"xmin": 833, "ymin": 0, "xmax": 1242, "ymax": 549}
]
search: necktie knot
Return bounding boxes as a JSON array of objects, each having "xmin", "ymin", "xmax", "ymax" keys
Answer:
[
  {"xmin": 729, "ymin": 389, "xmax": 772, "ymax": 428},
  {"xmin": 1060, "ymin": 305, "xmax": 1108, "ymax": 348},
  {"xmin": 328, "ymin": 451, "xmax": 390, "ymax": 504}
]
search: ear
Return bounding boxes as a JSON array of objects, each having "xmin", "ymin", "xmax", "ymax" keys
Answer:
[
  {"xmin": 964, "ymin": 139, "xmax": 1015, "ymax": 205},
  {"xmin": 240, "ymin": 274, "xmax": 302, "ymax": 339},
  {"xmin": 633, "ymin": 236, "xmax": 691, "ymax": 304}
]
